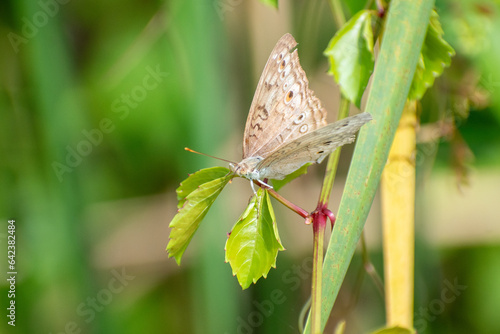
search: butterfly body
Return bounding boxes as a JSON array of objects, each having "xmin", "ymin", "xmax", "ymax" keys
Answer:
[
  {"xmin": 229, "ymin": 157, "xmax": 264, "ymax": 181},
  {"xmin": 232, "ymin": 34, "xmax": 372, "ymax": 186}
]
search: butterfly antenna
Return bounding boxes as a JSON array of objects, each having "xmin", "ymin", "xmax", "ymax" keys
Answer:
[{"xmin": 184, "ymin": 147, "xmax": 236, "ymax": 164}]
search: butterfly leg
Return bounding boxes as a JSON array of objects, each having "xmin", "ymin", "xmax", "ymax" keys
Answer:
[
  {"xmin": 249, "ymin": 179, "xmax": 273, "ymax": 195},
  {"xmin": 257, "ymin": 179, "xmax": 273, "ymax": 190},
  {"xmin": 250, "ymin": 180, "xmax": 257, "ymax": 195}
]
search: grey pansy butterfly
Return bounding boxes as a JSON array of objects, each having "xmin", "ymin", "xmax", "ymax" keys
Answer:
[{"xmin": 229, "ymin": 33, "xmax": 372, "ymax": 186}]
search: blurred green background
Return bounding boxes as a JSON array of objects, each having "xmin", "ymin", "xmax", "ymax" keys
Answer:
[{"xmin": 1, "ymin": 0, "xmax": 499, "ymax": 333}]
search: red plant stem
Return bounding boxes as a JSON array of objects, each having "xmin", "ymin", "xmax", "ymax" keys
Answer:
[
  {"xmin": 376, "ymin": 0, "xmax": 386, "ymax": 17},
  {"xmin": 266, "ymin": 186, "xmax": 309, "ymax": 219},
  {"xmin": 324, "ymin": 208, "xmax": 336, "ymax": 230}
]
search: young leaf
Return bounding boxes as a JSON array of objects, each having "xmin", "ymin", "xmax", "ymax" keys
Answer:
[
  {"xmin": 176, "ymin": 166, "xmax": 230, "ymax": 208},
  {"xmin": 271, "ymin": 163, "xmax": 310, "ymax": 191},
  {"xmin": 408, "ymin": 10, "xmax": 455, "ymax": 101},
  {"xmin": 259, "ymin": 0, "xmax": 278, "ymax": 9},
  {"xmin": 225, "ymin": 188, "xmax": 284, "ymax": 289},
  {"xmin": 167, "ymin": 167, "xmax": 232, "ymax": 264},
  {"xmin": 324, "ymin": 10, "xmax": 377, "ymax": 108}
]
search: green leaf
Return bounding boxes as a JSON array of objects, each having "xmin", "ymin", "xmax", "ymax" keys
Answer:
[
  {"xmin": 225, "ymin": 188, "xmax": 284, "ymax": 289},
  {"xmin": 408, "ymin": 10, "xmax": 455, "ymax": 101},
  {"xmin": 371, "ymin": 326, "xmax": 415, "ymax": 334},
  {"xmin": 167, "ymin": 167, "xmax": 232, "ymax": 264},
  {"xmin": 259, "ymin": 0, "xmax": 278, "ymax": 9},
  {"xmin": 176, "ymin": 166, "xmax": 230, "ymax": 208},
  {"xmin": 271, "ymin": 163, "xmax": 310, "ymax": 191},
  {"xmin": 324, "ymin": 10, "xmax": 377, "ymax": 108}
]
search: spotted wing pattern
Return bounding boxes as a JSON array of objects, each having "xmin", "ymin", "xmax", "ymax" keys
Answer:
[
  {"xmin": 256, "ymin": 112, "xmax": 372, "ymax": 180},
  {"xmin": 242, "ymin": 34, "xmax": 328, "ymax": 159}
]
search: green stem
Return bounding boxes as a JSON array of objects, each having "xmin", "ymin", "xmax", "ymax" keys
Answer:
[
  {"xmin": 327, "ymin": 0, "xmax": 346, "ymax": 28},
  {"xmin": 310, "ymin": 96, "xmax": 351, "ymax": 333},
  {"xmin": 298, "ymin": 296, "xmax": 312, "ymax": 332},
  {"xmin": 311, "ymin": 212, "xmax": 326, "ymax": 334},
  {"xmin": 318, "ymin": 97, "xmax": 351, "ymax": 204},
  {"xmin": 360, "ymin": 233, "xmax": 385, "ymax": 297}
]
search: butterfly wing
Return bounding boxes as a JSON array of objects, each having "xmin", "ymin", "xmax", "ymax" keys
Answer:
[
  {"xmin": 243, "ymin": 34, "xmax": 328, "ymax": 159},
  {"xmin": 255, "ymin": 113, "xmax": 372, "ymax": 180}
]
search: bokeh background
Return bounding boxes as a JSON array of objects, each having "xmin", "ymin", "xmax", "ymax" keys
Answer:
[{"xmin": 1, "ymin": 0, "xmax": 500, "ymax": 333}]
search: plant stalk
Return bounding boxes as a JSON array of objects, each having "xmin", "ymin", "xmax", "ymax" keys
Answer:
[
  {"xmin": 327, "ymin": 0, "xmax": 346, "ymax": 28},
  {"xmin": 381, "ymin": 100, "xmax": 416, "ymax": 327},
  {"xmin": 310, "ymin": 97, "xmax": 351, "ymax": 333},
  {"xmin": 311, "ymin": 211, "xmax": 326, "ymax": 334},
  {"xmin": 318, "ymin": 98, "xmax": 351, "ymax": 204},
  {"xmin": 266, "ymin": 186, "xmax": 309, "ymax": 218}
]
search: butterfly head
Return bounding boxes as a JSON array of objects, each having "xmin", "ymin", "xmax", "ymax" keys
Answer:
[{"xmin": 229, "ymin": 156, "xmax": 264, "ymax": 180}]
